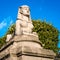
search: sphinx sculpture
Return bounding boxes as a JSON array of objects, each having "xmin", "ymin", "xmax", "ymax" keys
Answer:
[
  {"xmin": 6, "ymin": 5, "xmax": 37, "ymax": 42},
  {"xmin": 15, "ymin": 5, "xmax": 34, "ymax": 35}
]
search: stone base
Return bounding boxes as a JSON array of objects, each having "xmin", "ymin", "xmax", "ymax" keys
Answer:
[
  {"xmin": 0, "ymin": 34, "xmax": 56, "ymax": 60},
  {"xmin": 9, "ymin": 35, "xmax": 56, "ymax": 60},
  {"xmin": 10, "ymin": 44, "xmax": 56, "ymax": 60},
  {"xmin": 13, "ymin": 34, "xmax": 39, "ymax": 42},
  {"xmin": 20, "ymin": 55, "xmax": 54, "ymax": 60}
]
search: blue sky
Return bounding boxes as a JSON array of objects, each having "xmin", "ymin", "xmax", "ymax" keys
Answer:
[{"xmin": 0, "ymin": 0, "xmax": 60, "ymax": 48}]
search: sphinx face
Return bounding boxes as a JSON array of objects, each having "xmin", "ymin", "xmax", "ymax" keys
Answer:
[{"xmin": 20, "ymin": 6, "xmax": 30, "ymax": 16}]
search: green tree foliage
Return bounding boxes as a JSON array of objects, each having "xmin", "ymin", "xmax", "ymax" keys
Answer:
[
  {"xmin": 0, "ymin": 24, "xmax": 15, "ymax": 48},
  {"xmin": 32, "ymin": 20, "xmax": 59, "ymax": 54},
  {"xmin": 56, "ymin": 52, "xmax": 60, "ymax": 59},
  {"xmin": 0, "ymin": 36, "xmax": 6, "ymax": 48},
  {"xmin": 6, "ymin": 24, "xmax": 15, "ymax": 34},
  {"xmin": 0, "ymin": 20, "xmax": 59, "ymax": 54}
]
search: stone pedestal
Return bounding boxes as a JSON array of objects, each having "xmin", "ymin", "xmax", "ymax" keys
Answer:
[{"xmin": 9, "ymin": 34, "xmax": 56, "ymax": 60}]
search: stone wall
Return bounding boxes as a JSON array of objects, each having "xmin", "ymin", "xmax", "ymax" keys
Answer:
[{"xmin": 0, "ymin": 40, "xmax": 14, "ymax": 60}]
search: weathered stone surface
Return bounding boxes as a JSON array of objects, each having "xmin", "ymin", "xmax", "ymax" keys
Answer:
[
  {"xmin": 0, "ymin": 40, "xmax": 14, "ymax": 59},
  {"xmin": 6, "ymin": 34, "xmax": 13, "ymax": 42},
  {"xmin": 13, "ymin": 34, "xmax": 39, "ymax": 42},
  {"xmin": 21, "ymin": 56, "xmax": 54, "ymax": 60},
  {"xmin": 0, "ymin": 34, "xmax": 56, "ymax": 60}
]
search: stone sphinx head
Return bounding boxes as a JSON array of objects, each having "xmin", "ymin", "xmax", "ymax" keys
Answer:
[
  {"xmin": 19, "ymin": 5, "xmax": 30, "ymax": 16},
  {"xmin": 17, "ymin": 5, "xmax": 31, "ymax": 21}
]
